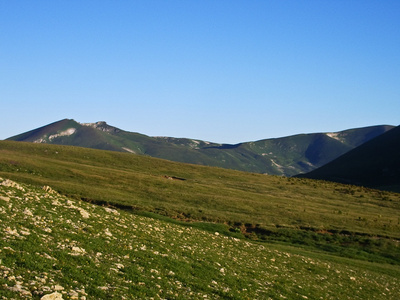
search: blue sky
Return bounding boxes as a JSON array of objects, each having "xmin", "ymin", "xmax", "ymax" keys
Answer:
[{"xmin": 1, "ymin": 0, "xmax": 399, "ymax": 143}]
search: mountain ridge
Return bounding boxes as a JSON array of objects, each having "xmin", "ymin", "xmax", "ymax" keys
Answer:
[
  {"xmin": 7, "ymin": 119, "xmax": 394, "ymax": 176},
  {"xmin": 297, "ymin": 125, "xmax": 400, "ymax": 192}
]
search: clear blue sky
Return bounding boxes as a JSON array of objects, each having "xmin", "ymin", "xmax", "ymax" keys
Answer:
[{"xmin": 1, "ymin": 0, "xmax": 399, "ymax": 143}]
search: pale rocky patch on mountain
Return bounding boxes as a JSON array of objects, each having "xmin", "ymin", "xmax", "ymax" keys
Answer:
[
  {"xmin": 270, "ymin": 159, "xmax": 284, "ymax": 174},
  {"xmin": 122, "ymin": 147, "xmax": 136, "ymax": 153},
  {"xmin": 48, "ymin": 128, "xmax": 76, "ymax": 141},
  {"xmin": 34, "ymin": 128, "xmax": 77, "ymax": 143},
  {"xmin": 80, "ymin": 121, "xmax": 118, "ymax": 133},
  {"xmin": 326, "ymin": 132, "xmax": 344, "ymax": 142}
]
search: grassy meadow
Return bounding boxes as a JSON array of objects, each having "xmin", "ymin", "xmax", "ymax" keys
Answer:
[
  {"xmin": 0, "ymin": 140, "xmax": 399, "ymax": 298},
  {"xmin": 1, "ymin": 178, "xmax": 399, "ymax": 299}
]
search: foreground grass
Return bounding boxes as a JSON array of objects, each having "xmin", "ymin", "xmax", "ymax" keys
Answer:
[
  {"xmin": 0, "ymin": 141, "xmax": 399, "ymax": 265},
  {"xmin": 1, "ymin": 178, "xmax": 399, "ymax": 299}
]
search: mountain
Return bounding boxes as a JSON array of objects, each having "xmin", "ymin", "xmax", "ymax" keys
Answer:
[
  {"xmin": 297, "ymin": 125, "xmax": 400, "ymax": 192},
  {"xmin": 7, "ymin": 119, "xmax": 394, "ymax": 176}
]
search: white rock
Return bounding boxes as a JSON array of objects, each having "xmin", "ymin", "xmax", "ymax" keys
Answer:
[
  {"xmin": 104, "ymin": 228, "xmax": 113, "ymax": 237},
  {"xmin": 0, "ymin": 196, "xmax": 10, "ymax": 202},
  {"xmin": 41, "ymin": 291, "xmax": 63, "ymax": 300},
  {"xmin": 9, "ymin": 284, "xmax": 32, "ymax": 296},
  {"xmin": 115, "ymin": 263, "xmax": 125, "ymax": 269},
  {"xmin": 78, "ymin": 208, "xmax": 90, "ymax": 219},
  {"xmin": 52, "ymin": 200, "xmax": 61, "ymax": 206},
  {"xmin": 24, "ymin": 208, "xmax": 33, "ymax": 216},
  {"xmin": 20, "ymin": 229, "xmax": 31, "ymax": 236},
  {"xmin": 5, "ymin": 227, "xmax": 20, "ymax": 237},
  {"xmin": 71, "ymin": 246, "xmax": 86, "ymax": 256},
  {"xmin": 1, "ymin": 179, "xmax": 25, "ymax": 191},
  {"xmin": 103, "ymin": 207, "xmax": 120, "ymax": 215}
]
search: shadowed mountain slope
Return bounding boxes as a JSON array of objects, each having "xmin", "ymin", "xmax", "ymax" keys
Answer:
[
  {"xmin": 297, "ymin": 125, "xmax": 400, "ymax": 192},
  {"xmin": 7, "ymin": 119, "xmax": 394, "ymax": 176}
]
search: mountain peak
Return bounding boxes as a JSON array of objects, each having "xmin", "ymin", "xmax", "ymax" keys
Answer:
[{"xmin": 79, "ymin": 121, "xmax": 120, "ymax": 133}]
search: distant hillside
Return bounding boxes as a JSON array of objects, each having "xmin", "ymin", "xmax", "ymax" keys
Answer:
[
  {"xmin": 298, "ymin": 125, "xmax": 400, "ymax": 192},
  {"xmin": 7, "ymin": 119, "xmax": 394, "ymax": 176}
]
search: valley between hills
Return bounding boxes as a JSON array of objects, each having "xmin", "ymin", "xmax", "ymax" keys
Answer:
[{"xmin": 0, "ymin": 136, "xmax": 400, "ymax": 299}]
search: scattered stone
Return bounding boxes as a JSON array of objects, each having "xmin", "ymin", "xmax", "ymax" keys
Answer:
[
  {"xmin": 53, "ymin": 285, "xmax": 64, "ymax": 291},
  {"xmin": 43, "ymin": 253, "xmax": 57, "ymax": 260},
  {"xmin": 20, "ymin": 228, "xmax": 31, "ymax": 236},
  {"xmin": 5, "ymin": 227, "xmax": 20, "ymax": 237},
  {"xmin": 1, "ymin": 179, "xmax": 25, "ymax": 191},
  {"xmin": 43, "ymin": 186, "xmax": 57, "ymax": 194},
  {"xmin": 78, "ymin": 208, "xmax": 90, "ymax": 219},
  {"xmin": 24, "ymin": 207, "xmax": 33, "ymax": 216},
  {"xmin": 8, "ymin": 284, "xmax": 32, "ymax": 297},
  {"xmin": 52, "ymin": 199, "xmax": 61, "ymax": 206},
  {"xmin": 103, "ymin": 207, "xmax": 120, "ymax": 215},
  {"xmin": 104, "ymin": 228, "xmax": 113, "ymax": 237},
  {"xmin": 41, "ymin": 291, "xmax": 63, "ymax": 300},
  {"xmin": 71, "ymin": 246, "xmax": 86, "ymax": 256},
  {"xmin": 3, "ymin": 246, "xmax": 15, "ymax": 252},
  {"xmin": 0, "ymin": 195, "xmax": 10, "ymax": 202},
  {"xmin": 68, "ymin": 290, "xmax": 79, "ymax": 299}
]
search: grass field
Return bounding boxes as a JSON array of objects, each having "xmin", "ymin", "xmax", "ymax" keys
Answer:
[
  {"xmin": 0, "ymin": 140, "xmax": 399, "ymax": 267},
  {"xmin": 1, "ymin": 178, "xmax": 399, "ymax": 299}
]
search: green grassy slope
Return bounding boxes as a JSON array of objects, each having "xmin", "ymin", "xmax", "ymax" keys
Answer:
[
  {"xmin": 1, "ymin": 140, "xmax": 399, "ymax": 265},
  {"xmin": 1, "ymin": 179, "xmax": 399, "ymax": 299},
  {"xmin": 7, "ymin": 119, "xmax": 394, "ymax": 176}
]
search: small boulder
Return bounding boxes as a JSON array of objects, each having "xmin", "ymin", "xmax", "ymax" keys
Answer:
[
  {"xmin": 41, "ymin": 291, "xmax": 63, "ymax": 300},
  {"xmin": 0, "ymin": 196, "xmax": 10, "ymax": 202}
]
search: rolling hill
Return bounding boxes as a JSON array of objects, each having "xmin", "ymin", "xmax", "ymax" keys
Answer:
[
  {"xmin": 2, "ymin": 178, "xmax": 399, "ymax": 299},
  {"xmin": 0, "ymin": 140, "xmax": 399, "ymax": 265},
  {"xmin": 0, "ymin": 140, "xmax": 400, "ymax": 298},
  {"xmin": 6, "ymin": 119, "xmax": 394, "ymax": 176},
  {"xmin": 297, "ymin": 125, "xmax": 400, "ymax": 192}
]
